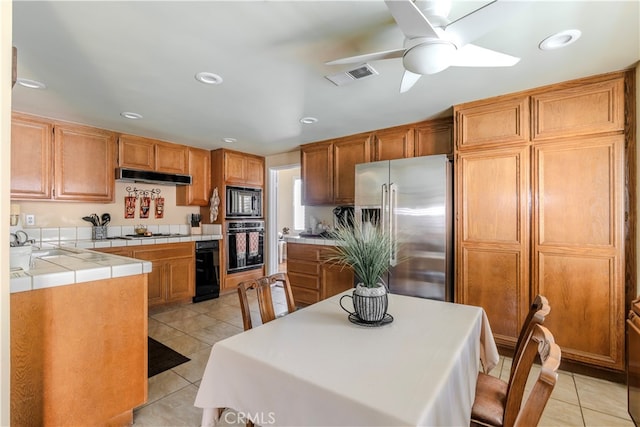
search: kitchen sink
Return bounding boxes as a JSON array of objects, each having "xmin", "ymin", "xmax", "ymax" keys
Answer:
[{"xmin": 32, "ymin": 248, "xmax": 75, "ymax": 258}]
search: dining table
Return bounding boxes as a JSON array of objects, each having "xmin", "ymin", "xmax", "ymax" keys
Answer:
[{"xmin": 194, "ymin": 291, "xmax": 499, "ymax": 427}]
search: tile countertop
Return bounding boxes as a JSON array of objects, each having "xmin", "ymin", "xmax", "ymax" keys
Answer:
[
  {"xmin": 283, "ymin": 235, "xmax": 341, "ymax": 246},
  {"xmin": 9, "ymin": 234, "xmax": 223, "ymax": 294}
]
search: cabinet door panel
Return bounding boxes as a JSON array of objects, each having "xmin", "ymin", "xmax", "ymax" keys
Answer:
[
  {"xmin": 245, "ymin": 156, "xmax": 264, "ymax": 186},
  {"xmin": 373, "ymin": 126, "xmax": 414, "ymax": 161},
  {"xmin": 414, "ymin": 119, "xmax": 453, "ymax": 156},
  {"xmin": 54, "ymin": 123, "xmax": 116, "ymax": 202},
  {"xmin": 146, "ymin": 261, "xmax": 165, "ymax": 307},
  {"xmin": 155, "ymin": 142, "xmax": 188, "ymax": 174},
  {"xmin": 177, "ymin": 147, "xmax": 211, "ymax": 206},
  {"xmin": 535, "ymin": 137, "xmax": 621, "ymax": 247},
  {"xmin": 166, "ymin": 257, "xmax": 194, "ymax": 302},
  {"xmin": 455, "ymin": 96, "xmax": 529, "ymax": 149},
  {"xmin": 334, "ymin": 134, "xmax": 370, "ymax": 205},
  {"xmin": 118, "ymin": 135, "xmax": 155, "ymax": 170},
  {"xmin": 301, "ymin": 142, "xmax": 333, "ymax": 205},
  {"xmin": 291, "ymin": 286, "xmax": 319, "ymax": 306},
  {"xmin": 537, "ymin": 253, "xmax": 620, "ymax": 367},
  {"xmin": 460, "ymin": 248, "xmax": 525, "ymax": 344},
  {"xmin": 532, "ymin": 78, "xmax": 624, "ymax": 141},
  {"xmin": 459, "ymin": 147, "xmax": 529, "ymax": 244},
  {"xmin": 11, "ymin": 114, "xmax": 53, "ymax": 199},
  {"xmin": 224, "ymin": 151, "xmax": 246, "ymax": 184}
]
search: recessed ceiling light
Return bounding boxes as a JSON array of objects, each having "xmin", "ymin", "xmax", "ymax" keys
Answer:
[
  {"xmin": 300, "ymin": 117, "xmax": 318, "ymax": 124},
  {"xmin": 539, "ymin": 29, "xmax": 581, "ymax": 51},
  {"xmin": 17, "ymin": 78, "xmax": 46, "ymax": 89},
  {"xmin": 195, "ymin": 72, "xmax": 223, "ymax": 85},
  {"xmin": 120, "ymin": 112, "xmax": 143, "ymax": 120},
  {"xmin": 222, "ymin": 137, "xmax": 237, "ymax": 143}
]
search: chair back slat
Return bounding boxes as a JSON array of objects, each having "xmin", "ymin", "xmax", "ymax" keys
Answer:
[
  {"xmin": 509, "ymin": 295, "xmax": 550, "ymax": 381},
  {"xmin": 237, "ymin": 272, "xmax": 297, "ymax": 331},
  {"xmin": 504, "ymin": 324, "xmax": 560, "ymax": 427}
]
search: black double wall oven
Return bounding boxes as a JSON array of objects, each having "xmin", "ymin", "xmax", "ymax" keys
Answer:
[{"xmin": 226, "ymin": 220, "xmax": 265, "ymax": 273}]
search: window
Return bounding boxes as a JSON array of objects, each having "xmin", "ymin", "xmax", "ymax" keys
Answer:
[{"xmin": 293, "ymin": 178, "xmax": 305, "ymax": 231}]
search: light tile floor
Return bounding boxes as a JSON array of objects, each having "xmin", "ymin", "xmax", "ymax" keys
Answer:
[{"xmin": 133, "ymin": 289, "xmax": 634, "ymax": 426}]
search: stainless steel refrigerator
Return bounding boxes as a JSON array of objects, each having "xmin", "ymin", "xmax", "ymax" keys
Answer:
[{"xmin": 355, "ymin": 155, "xmax": 453, "ymax": 301}]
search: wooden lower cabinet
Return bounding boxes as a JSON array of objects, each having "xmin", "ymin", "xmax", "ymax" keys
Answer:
[
  {"xmin": 287, "ymin": 242, "xmax": 353, "ymax": 305},
  {"xmin": 97, "ymin": 242, "xmax": 195, "ymax": 307},
  {"xmin": 11, "ymin": 275, "xmax": 148, "ymax": 425}
]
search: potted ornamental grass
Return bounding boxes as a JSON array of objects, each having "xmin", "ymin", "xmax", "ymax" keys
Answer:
[{"xmin": 328, "ymin": 220, "xmax": 394, "ymax": 323}]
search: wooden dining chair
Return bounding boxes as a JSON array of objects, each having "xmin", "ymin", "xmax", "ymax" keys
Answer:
[
  {"xmin": 471, "ymin": 323, "xmax": 561, "ymax": 427},
  {"xmin": 237, "ymin": 272, "xmax": 297, "ymax": 331},
  {"xmin": 474, "ymin": 295, "xmax": 550, "ymax": 416}
]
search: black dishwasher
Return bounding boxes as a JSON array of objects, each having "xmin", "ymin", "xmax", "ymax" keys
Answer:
[{"xmin": 193, "ymin": 240, "xmax": 220, "ymax": 303}]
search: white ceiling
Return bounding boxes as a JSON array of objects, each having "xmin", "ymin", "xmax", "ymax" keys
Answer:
[{"xmin": 11, "ymin": 1, "xmax": 640, "ymax": 157}]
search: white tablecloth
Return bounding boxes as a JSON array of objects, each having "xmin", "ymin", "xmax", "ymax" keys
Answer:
[{"xmin": 195, "ymin": 292, "xmax": 498, "ymax": 427}]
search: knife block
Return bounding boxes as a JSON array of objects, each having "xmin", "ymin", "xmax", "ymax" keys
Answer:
[{"xmin": 190, "ymin": 225, "xmax": 202, "ymax": 235}]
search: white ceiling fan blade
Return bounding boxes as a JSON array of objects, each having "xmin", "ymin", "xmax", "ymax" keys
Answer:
[
  {"xmin": 449, "ymin": 44, "xmax": 520, "ymax": 67},
  {"xmin": 384, "ymin": 0, "xmax": 440, "ymax": 39},
  {"xmin": 400, "ymin": 70, "xmax": 422, "ymax": 93},
  {"xmin": 325, "ymin": 48, "xmax": 405, "ymax": 66},
  {"xmin": 444, "ymin": 0, "xmax": 528, "ymax": 48}
]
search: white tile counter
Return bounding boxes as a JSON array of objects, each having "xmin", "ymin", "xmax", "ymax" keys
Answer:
[
  {"xmin": 284, "ymin": 235, "xmax": 341, "ymax": 246},
  {"xmin": 9, "ymin": 230, "xmax": 223, "ymax": 294},
  {"xmin": 10, "ymin": 247, "xmax": 153, "ymax": 293}
]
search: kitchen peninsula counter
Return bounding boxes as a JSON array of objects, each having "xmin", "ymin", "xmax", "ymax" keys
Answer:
[{"xmin": 9, "ymin": 233, "xmax": 222, "ymax": 293}]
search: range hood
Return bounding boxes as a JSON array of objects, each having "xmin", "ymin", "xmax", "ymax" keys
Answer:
[{"xmin": 115, "ymin": 168, "xmax": 192, "ymax": 186}]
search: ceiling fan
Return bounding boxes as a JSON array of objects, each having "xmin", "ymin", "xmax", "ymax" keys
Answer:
[{"xmin": 326, "ymin": 0, "xmax": 524, "ymax": 93}]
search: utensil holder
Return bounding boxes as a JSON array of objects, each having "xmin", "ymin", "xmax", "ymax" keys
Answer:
[{"xmin": 92, "ymin": 225, "xmax": 107, "ymax": 240}]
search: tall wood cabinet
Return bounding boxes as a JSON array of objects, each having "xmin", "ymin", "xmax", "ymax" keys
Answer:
[
  {"xmin": 454, "ymin": 71, "xmax": 632, "ymax": 371},
  {"xmin": 11, "ymin": 113, "xmax": 116, "ymax": 202}
]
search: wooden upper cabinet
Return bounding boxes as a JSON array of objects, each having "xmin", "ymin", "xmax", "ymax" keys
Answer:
[
  {"xmin": 531, "ymin": 77, "xmax": 625, "ymax": 141},
  {"xmin": 224, "ymin": 150, "xmax": 264, "ymax": 187},
  {"xmin": 455, "ymin": 95, "xmax": 529, "ymax": 150},
  {"xmin": 155, "ymin": 142, "xmax": 188, "ymax": 174},
  {"xmin": 11, "ymin": 113, "xmax": 53, "ymax": 199},
  {"xmin": 373, "ymin": 125, "xmax": 414, "ymax": 161},
  {"xmin": 53, "ymin": 123, "xmax": 116, "ymax": 202},
  {"xmin": 245, "ymin": 156, "xmax": 265, "ymax": 187},
  {"xmin": 118, "ymin": 135, "xmax": 155, "ymax": 171},
  {"xmin": 301, "ymin": 141, "xmax": 333, "ymax": 206},
  {"xmin": 118, "ymin": 134, "xmax": 188, "ymax": 174},
  {"xmin": 177, "ymin": 147, "xmax": 211, "ymax": 206},
  {"xmin": 414, "ymin": 118, "xmax": 453, "ymax": 156},
  {"xmin": 333, "ymin": 133, "xmax": 371, "ymax": 205}
]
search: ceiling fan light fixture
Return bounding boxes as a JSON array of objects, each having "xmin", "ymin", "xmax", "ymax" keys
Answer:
[
  {"xmin": 403, "ymin": 40, "xmax": 456, "ymax": 75},
  {"xmin": 195, "ymin": 71, "xmax": 223, "ymax": 85},
  {"xmin": 539, "ymin": 29, "xmax": 581, "ymax": 51},
  {"xmin": 17, "ymin": 78, "xmax": 46, "ymax": 89},
  {"xmin": 120, "ymin": 112, "xmax": 143, "ymax": 120}
]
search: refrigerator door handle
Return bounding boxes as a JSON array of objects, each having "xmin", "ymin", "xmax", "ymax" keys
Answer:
[
  {"xmin": 389, "ymin": 183, "xmax": 398, "ymax": 267},
  {"xmin": 381, "ymin": 183, "xmax": 388, "ymax": 234}
]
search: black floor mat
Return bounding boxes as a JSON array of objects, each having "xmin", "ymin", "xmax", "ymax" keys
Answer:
[{"xmin": 148, "ymin": 337, "xmax": 190, "ymax": 378}]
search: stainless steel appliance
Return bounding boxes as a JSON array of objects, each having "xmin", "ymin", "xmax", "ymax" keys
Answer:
[
  {"xmin": 226, "ymin": 220, "xmax": 265, "ymax": 273},
  {"xmin": 628, "ymin": 297, "xmax": 640, "ymax": 425},
  {"xmin": 355, "ymin": 155, "xmax": 453, "ymax": 301},
  {"xmin": 226, "ymin": 186, "xmax": 262, "ymax": 218},
  {"xmin": 193, "ymin": 240, "xmax": 221, "ymax": 303}
]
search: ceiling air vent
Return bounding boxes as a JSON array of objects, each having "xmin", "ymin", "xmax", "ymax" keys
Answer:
[{"xmin": 325, "ymin": 63, "xmax": 378, "ymax": 86}]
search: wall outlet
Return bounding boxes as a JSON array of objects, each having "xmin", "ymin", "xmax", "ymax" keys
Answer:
[{"xmin": 25, "ymin": 214, "xmax": 35, "ymax": 226}]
